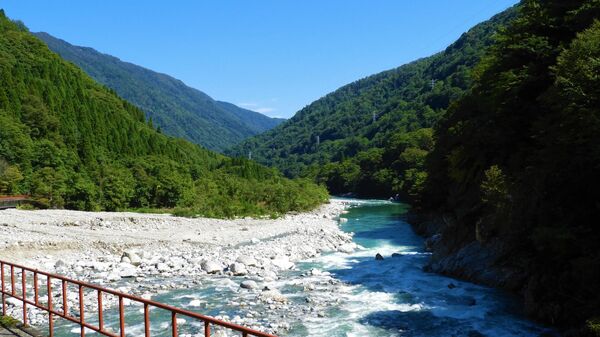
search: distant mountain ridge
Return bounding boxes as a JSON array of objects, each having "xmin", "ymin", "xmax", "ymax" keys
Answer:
[{"xmin": 34, "ymin": 32, "xmax": 285, "ymax": 152}]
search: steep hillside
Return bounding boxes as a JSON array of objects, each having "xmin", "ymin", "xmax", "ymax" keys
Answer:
[
  {"xmin": 0, "ymin": 11, "xmax": 326, "ymax": 217},
  {"xmin": 228, "ymin": 8, "xmax": 516, "ymax": 199},
  {"xmin": 34, "ymin": 32, "xmax": 284, "ymax": 152},
  {"xmin": 420, "ymin": 0, "xmax": 600, "ymax": 332}
]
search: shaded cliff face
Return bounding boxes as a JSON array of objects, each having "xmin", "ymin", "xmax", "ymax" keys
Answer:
[{"xmin": 418, "ymin": 0, "xmax": 600, "ymax": 334}]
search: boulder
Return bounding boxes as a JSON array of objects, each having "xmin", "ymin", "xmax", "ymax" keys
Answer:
[
  {"xmin": 391, "ymin": 252, "xmax": 403, "ymax": 258},
  {"xmin": 229, "ymin": 262, "xmax": 248, "ymax": 276},
  {"xmin": 258, "ymin": 289, "xmax": 287, "ymax": 303},
  {"xmin": 271, "ymin": 256, "xmax": 294, "ymax": 270},
  {"xmin": 240, "ymin": 280, "xmax": 258, "ymax": 289},
  {"xmin": 236, "ymin": 256, "xmax": 258, "ymax": 267},
  {"xmin": 156, "ymin": 263, "xmax": 170, "ymax": 272},
  {"xmin": 201, "ymin": 260, "xmax": 222, "ymax": 274},
  {"xmin": 375, "ymin": 253, "xmax": 384, "ymax": 260}
]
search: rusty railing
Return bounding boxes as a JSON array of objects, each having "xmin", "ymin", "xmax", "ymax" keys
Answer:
[{"xmin": 0, "ymin": 259, "xmax": 277, "ymax": 337}]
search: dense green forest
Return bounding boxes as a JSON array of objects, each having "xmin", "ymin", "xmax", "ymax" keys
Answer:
[
  {"xmin": 34, "ymin": 32, "xmax": 285, "ymax": 152},
  {"xmin": 421, "ymin": 0, "xmax": 600, "ymax": 332},
  {"xmin": 0, "ymin": 11, "xmax": 326, "ymax": 218},
  {"xmin": 228, "ymin": 8, "xmax": 515, "ymax": 199}
]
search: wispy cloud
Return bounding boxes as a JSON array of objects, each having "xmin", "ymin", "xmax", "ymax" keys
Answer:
[
  {"xmin": 238, "ymin": 102, "xmax": 276, "ymax": 116},
  {"xmin": 254, "ymin": 107, "xmax": 275, "ymax": 114}
]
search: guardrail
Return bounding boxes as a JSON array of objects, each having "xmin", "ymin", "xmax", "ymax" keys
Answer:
[
  {"xmin": 0, "ymin": 195, "xmax": 30, "ymax": 209},
  {"xmin": 0, "ymin": 260, "xmax": 278, "ymax": 337}
]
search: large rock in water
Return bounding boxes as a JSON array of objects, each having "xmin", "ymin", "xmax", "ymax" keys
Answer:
[
  {"xmin": 240, "ymin": 280, "xmax": 258, "ymax": 289},
  {"xmin": 258, "ymin": 289, "xmax": 287, "ymax": 303},
  {"xmin": 229, "ymin": 262, "xmax": 248, "ymax": 276},
  {"xmin": 201, "ymin": 260, "xmax": 222, "ymax": 274},
  {"xmin": 375, "ymin": 253, "xmax": 384, "ymax": 260}
]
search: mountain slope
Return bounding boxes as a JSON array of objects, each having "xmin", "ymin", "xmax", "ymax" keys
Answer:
[
  {"xmin": 34, "ymin": 32, "xmax": 284, "ymax": 152},
  {"xmin": 420, "ymin": 0, "xmax": 600, "ymax": 330},
  {"xmin": 0, "ymin": 11, "xmax": 326, "ymax": 217},
  {"xmin": 229, "ymin": 8, "xmax": 516, "ymax": 198}
]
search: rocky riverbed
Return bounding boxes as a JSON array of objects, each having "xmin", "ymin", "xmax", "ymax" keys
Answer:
[{"xmin": 0, "ymin": 200, "xmax": 356, "ymax": 335}]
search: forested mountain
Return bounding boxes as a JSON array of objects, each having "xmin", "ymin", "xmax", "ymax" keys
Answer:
[
  {"xmin": 0, "ymin": 11, "xmax": 326, "ymax": 217},
  {"xmin": 34, "ymin": 32, "xmax": 285, "ymax": 152},
  {"xmin": 228, "ymin": 8, "xmax": 516, "ymax": 199},
  {"xmin": 419, "ymin": 0, "xmax": 600, "ymax": 332}
]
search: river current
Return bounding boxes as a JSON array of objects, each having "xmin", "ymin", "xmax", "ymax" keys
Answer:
[{"xmin": 54, "ymin": 199, "xmax": 551, "ymax": 336}]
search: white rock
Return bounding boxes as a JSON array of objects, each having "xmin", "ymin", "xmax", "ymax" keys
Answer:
[
  {"xmin": 240, "ymin": 280, "xmax": 258, "ymax": 289},
  {"xmin": 258, "ymin": 289, "xmax": 287, "ymax": 303},
  {"xmin": 229, "ymin": 262, "xmax": 247, "ymax": 276},
  {"xmin": 271, "ymin": 256, "xmax": 294, "ymax": 270},
  {"xmin": 236, "ymin": 256, "xmax": 258, "ymax": 267},
  {"xmin": 201, "ymin": 260, "xmax": 221, "ymax": 274},
  {"xmin": 156, "ymin": 263, "xmax": 170, "ymax": 272}
]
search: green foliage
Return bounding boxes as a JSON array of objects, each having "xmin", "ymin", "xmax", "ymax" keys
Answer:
[
  {"xmin": 422, "ymin": 0, "xmax": 600, "ymax": 327},
  {"xmin": 34, "ymin": 32, "xmax": 285, "ymax": 152},
  {"xmin": 0, "ymin": 12, "xmax": 326, "ymax": 217},
  {"xmin": 229, "ymin": 8, "xmax": 516, "ymax": 199},
  {"xmin": 0, "ymin": 159, "xmax": 23, "ymax": 194},
  {"xmin": 480, "ymin": 165, "xmax": 508, "ymax": 207}
]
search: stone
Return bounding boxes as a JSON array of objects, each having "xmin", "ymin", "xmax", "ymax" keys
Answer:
[
  {"xmin": 201, "ymin": 260, "xmax": 222, "ymax": 274},
  {"xmin": 236, "ymin": 256, "xmax": 258, "ymax": 267},
  {"xmin": 120, "ymin": 256, "xmax": 131, "ymax": 264},
  {"xmin": 392, "ymin": 252, "xmax": 403, "ymax": 258},
  {"xmin": 375, "ymin": 253, "xmax": 384, "ymax": 260},
  {"xmin": 156, "ymin": 263, "xmax": 170, "ymax": 272},
  {"xmin": 229, "ymin": 262, "xmax": 248, "ymax": 276},
  {"xmin": 258, "ymin": 289, "xmax": 287, "ymax": 303},
  {"xmin": 271, "ymin": 256, "xmax": 294, "ymax": 270},
  {"xmin": 54, "ymin": 259, "xmax": 66, "ymax": 268},
  {"xmin": 240, "ymin": 280, "xmax": 258, "ymax": 289},
  {"xmin": 106, "ymin": 272, "xmax": 121, "ymax": 282}
]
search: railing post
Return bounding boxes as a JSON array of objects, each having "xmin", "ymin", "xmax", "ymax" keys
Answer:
[
  {"xmin": 204, "ymin": 321, "xmax": 210, "ymax": 337},
  {"xmin": 21, "ymin": 268, "xmax": 27, "ymax": 326},
  {"xmin": 10, "ymin": 265, "xmax": 15, "ymax": 295},
  {"xmin": 119, "ymin": 296, "xmax": 125, "ymax": 337},
  {"xmin": 62, "ymin": 280, "xmax": 68, "ymax": 316},
  {"xmin": 98, "ymin": 290, "xmax": 104, "ymax": 331},
  {"xmin": 144, "ymin": 303, "xmax": 150, "ymax": 337},
  {"xmin": 79, "ymin": 284, "xmax": 85, "ymax": 337},
  {"xmin": 33, "ymin": 271, "xmax": 39, "ymax": 306},
  {"xmin": 1, "ymin": 261, "xmax": 5, "ymax": 316},
  {"xmin": 172, "ymin": 312, "xmax": 178, "ymax": 337},
  {"xmin": 48, "ymin": 276, "xmax": 54, "ymax": 337}
]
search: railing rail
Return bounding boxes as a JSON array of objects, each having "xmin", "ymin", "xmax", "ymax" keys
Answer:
[{"xmin": 0, "ymin": 259, "xmax": 277, "ymax": 337}]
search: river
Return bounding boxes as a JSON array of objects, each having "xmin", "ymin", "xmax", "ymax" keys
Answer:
[{"xmin": 54, "ymin": 199, "xmax": 551, "ymax": 336}]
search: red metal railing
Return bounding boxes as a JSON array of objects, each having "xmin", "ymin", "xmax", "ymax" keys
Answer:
[
  {"xmin": 0, "ymin": 195, "xmax": 29, "ymax": 201},
  {"xmin": 0, "ymin": 260, "xmax": 278, "ymax": 337}
]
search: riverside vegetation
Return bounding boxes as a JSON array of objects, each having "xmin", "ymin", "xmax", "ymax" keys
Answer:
[{"xmin": 0, "ymin": 11, "xmax": 327, "ymax": 218}]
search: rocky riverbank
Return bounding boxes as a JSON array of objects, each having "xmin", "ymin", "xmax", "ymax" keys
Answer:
[{"xmin": 0, "ymin": 199, "xmax": 356, "ymax": 335}]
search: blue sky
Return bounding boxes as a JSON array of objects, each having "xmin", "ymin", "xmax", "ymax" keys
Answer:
[{"xmin": 2, "ymin": 1, "xmax": 518, "ymax": 118}]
